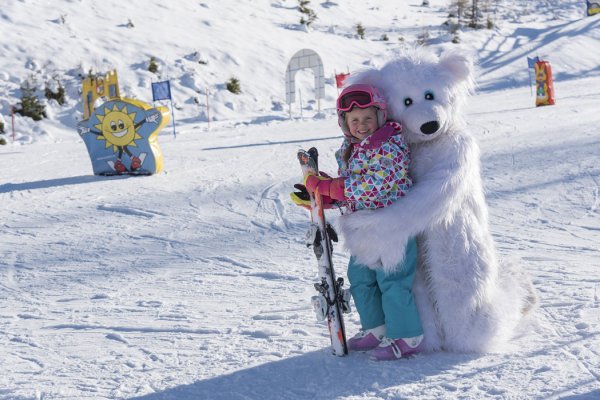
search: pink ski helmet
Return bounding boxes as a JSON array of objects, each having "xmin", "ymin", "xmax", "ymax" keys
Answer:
[{"xmin": 337, "ymin": 84, "xmax": 387, "ymax": 139}]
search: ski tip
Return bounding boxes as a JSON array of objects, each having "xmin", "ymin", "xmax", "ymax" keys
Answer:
[{"xmin": 297, "ymin": 150, "xmax": 310, "ymax": 166}]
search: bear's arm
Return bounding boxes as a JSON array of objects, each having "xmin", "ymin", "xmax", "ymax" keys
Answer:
[{"xmin": 339, "ymin": 133, "xmax": 480, "ymax": 269}]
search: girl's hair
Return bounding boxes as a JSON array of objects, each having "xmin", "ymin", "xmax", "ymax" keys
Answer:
[
  {"xmin": 342, "ymin": 138, "xmax": 354, "ymax": 164},
  {"xmin": 341, "ymin": 110, "xmax": 354, "ymax": 164}
]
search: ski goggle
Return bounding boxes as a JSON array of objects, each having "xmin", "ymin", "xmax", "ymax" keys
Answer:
[{"xmin": 337, "ymin": 89, "xmax": 377, "ymax": 112}]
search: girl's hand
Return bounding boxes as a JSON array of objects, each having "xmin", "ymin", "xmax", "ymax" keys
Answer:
[
  {"xmin": 304, "ymin": 175, "xmax": 346, "ymax": 201},
  {"xmin": 290, "ymin": 184, "xmax": 339, "ymax": 209}
]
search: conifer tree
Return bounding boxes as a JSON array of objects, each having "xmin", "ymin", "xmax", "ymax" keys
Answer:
[
  {"xmin": 226, "ymin": 77, "xmax": 241, "ymax": 94},
  {"xmin": 45, "ymin": 76, "xmax": 66, "ymax": 106},
  {"xmin": 355, "ymin": 23, "xmax": 366, "ymax": 39},
  {"xmin": 299, "ymin": 0, "xmax": 317, "ymax": 27},
  {"xmin": 16, "ymin": 76, "xmax": 47, "ymax": 121}
]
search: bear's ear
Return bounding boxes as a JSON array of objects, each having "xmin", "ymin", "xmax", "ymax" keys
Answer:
[{"xmin": 439, "ymin": 51, "xmax": 473, "ymax": 83}]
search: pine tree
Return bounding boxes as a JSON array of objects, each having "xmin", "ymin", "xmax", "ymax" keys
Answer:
[
  {"xmin": 149, "ymin": 56, "xmax": 159, "ymax": 74},
  {"xmin": 299, "ymin": 0, "xmax": 317, "ymax": 27},
  {"xmin": 16, "ymin": 76, "xmax": 47, "ymax": 121},
  {"xmin": 450, "ymin": 0, "xmax": 468, "ymax": 27},
  {"xmin": 45, "ymin": 76, "xmax": 66, "ymax": 106},
  {"xmin": 355, "ymin": 23, "xmax": 366, "ymax": 39},
  {"xmin": 226, "ymin": 77, "xmax": 241, "ymax": 94},
  {"xmin": 469, "ymin": 0, "xmax": 480, "ymax": 28}
]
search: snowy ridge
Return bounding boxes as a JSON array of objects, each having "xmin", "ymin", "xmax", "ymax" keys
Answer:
[{"xmin": 0, "ymin": 0, "xmax": 598, "ymax": 142}]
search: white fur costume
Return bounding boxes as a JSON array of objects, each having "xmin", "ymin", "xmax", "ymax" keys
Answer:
[{"xmin": 339, "ymin": 49, "xmax": 537, "ymax": 353}]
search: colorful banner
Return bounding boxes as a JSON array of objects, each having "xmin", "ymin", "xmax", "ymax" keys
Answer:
[{"xmin": 534, "ymin": 61, "xmax": 556, "ymax": 107}]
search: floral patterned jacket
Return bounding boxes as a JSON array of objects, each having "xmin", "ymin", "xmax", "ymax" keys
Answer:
[{"xmin": 335, "ymin": 122, "xmax": 412, "ymax": 212}]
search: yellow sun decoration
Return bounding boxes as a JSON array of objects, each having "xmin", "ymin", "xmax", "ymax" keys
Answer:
[{"xmin": 94, "ymin": 104, "xmax": 142, "ymax": 153}]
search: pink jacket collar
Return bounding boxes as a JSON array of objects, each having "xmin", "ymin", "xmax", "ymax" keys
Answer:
[{"xmin": 358, "ymin": 122, "xmax": 402, "ymax": 150}]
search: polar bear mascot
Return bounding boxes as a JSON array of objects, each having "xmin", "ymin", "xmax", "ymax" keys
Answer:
[{"xmin": 339, "ymin": 49, "xmax": 538, "ymax": 353}]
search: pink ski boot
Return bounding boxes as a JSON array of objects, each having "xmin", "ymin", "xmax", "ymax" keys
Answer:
[
  {"xmin": 370, "ymin": 335, "xmax": 423, "ymax": 361},
  {"xmin": 347, "ymin": 325, "xmax": 385, "ymax": 352}
]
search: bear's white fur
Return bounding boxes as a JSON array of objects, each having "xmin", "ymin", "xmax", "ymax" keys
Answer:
[{"xmin": 339, "ymin": 49, "xmax": 537, "ymax": 352}]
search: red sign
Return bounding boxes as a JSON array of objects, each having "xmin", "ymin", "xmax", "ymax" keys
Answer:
[{"xmin": 335, "ymin": 73, "xmax": 350, "ymax": 88}]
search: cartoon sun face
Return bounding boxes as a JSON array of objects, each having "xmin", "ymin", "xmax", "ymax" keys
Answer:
[{"xmin": 94, "ymin": 104, "xmax": 142, "ymax": 151}]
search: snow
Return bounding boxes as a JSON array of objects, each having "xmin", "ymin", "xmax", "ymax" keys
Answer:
[{"xmin": 1, "ymin": 1, "xmax": 599, "ymax": 399}]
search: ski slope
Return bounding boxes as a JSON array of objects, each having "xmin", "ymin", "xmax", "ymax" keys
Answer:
[
  {"xmin": 1, "ymin": 0, "xmax": 599, "ymax": 399},
  {"xmin": 1, "ymin": 75, "xmax": 599, "ymax": 399}
]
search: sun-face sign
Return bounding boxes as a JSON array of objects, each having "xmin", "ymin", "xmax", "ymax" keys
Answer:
[
  {"xmin": 95, "ymin": 104, "xmax": 142, "ymax": 149},
  {"xmin": 78, "ymin": 98, "xmax": 169, "ymax": 175}
]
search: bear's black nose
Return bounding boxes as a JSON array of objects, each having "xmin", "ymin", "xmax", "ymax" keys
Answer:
[{"xmin": 420, "ymin": 121, "xmax": 440, "ymax": 135}]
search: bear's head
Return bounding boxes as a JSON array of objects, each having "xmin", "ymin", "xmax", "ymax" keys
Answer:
[{"xmin": 349, "ymin": 49, "xmax": 475, "ymax": 144}]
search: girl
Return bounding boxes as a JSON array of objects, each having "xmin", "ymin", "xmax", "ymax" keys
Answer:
[{"xmin": 297, "ymin": 84, "xmax": 423, "ymax": 360}]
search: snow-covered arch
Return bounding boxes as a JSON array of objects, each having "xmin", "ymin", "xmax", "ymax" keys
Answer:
[{"xmin": 285, "ymin": 49, "xmax": 325, "ymax": 115}]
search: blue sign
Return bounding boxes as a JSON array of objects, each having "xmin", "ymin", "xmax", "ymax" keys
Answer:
[
  {"xmin": 527, "ymin": 56, "xmax": 540, "ymax": 69},
  {"xmin": 152, "ymin": 80, "xmax": 172, "ymax": 101}
]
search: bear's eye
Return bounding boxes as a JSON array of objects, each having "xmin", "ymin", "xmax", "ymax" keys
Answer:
[
  {"xmin": 404, "ymin": 98, "xmax": 413, "ymax": 107},
  {"xmin": 425, "ymin": 91, "xmax": 435, "ymax": 100}
]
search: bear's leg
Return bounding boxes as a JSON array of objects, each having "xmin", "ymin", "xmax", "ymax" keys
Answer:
[
  {"xmin": 425, "ymin": 232, "xmax": 499, "ymax": 352},
  {"xmin": 413, "ymin": 240, "xmax": 443, "ymax": 352}
]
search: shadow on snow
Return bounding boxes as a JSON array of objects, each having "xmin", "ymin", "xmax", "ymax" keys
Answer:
[
  {"xmin": 481, "ymin": 136, "xmax": 599, "ymax": 201},
  {"xmin": 129, "ymin": 349, "xmax": 477, "ymax": 400},
  {"xmin": 202, "ymin": 136, "xmax": 340, "ymax": 151},
  {"xmin": 0, "ymin": 174, "xmax": 132, "ymax": 193}
]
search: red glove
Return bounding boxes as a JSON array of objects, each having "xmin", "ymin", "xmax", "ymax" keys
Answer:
[
  {"xmin": 304, "ymin": 174, "xmax": 345, "ymax": 201},
  {"xmin": 290, "ymin": 184, "xmax": 338, "ymax": 209}
]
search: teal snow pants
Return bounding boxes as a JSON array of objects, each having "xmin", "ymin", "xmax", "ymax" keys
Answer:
[{"xmin": 347, "ymin": 237, "xmax": 423, "ymax": 339}]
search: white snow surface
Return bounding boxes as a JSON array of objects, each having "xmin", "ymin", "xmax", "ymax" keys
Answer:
[{"xmin": 1, "ymin": 1, "xmax": 599, "ymax": 399}]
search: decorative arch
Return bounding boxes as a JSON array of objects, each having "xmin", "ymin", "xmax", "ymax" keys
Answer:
[{"xmin": 285, "ymin": 49, "xmax": 325, "ymax": 114}]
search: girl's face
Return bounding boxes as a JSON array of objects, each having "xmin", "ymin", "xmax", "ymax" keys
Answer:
[{"xmin": 345, "ymin": 107, "xmax": 378, "ymax": 141}]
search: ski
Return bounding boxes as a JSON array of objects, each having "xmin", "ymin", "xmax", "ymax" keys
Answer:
[{"xmin": 297, "ymin": 147, "xmax": 349, "ymax": 356}]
